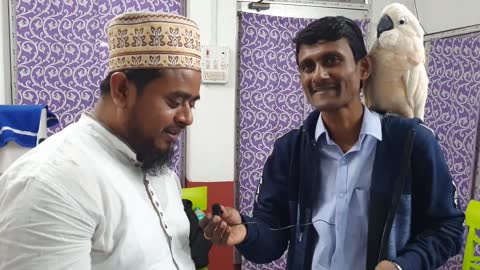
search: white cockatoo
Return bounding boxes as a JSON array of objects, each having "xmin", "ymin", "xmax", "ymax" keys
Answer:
[{"xmin": 364, "ymin": 3, "xmax": 429, "ymax": 120}]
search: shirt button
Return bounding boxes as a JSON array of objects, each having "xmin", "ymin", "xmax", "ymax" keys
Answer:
[{"xmin": 340, "ymin": 158, "xmax": 347, "ymax": 165}]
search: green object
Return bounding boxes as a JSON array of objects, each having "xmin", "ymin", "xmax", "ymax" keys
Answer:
[
  {"xmin": 463, "ymin": 200, "xmax": 480, "ymax": 270},
  {"xmin": 182, "ymin": 186, "xmax": 208, "ymax": 211},
  {"xmin": 194, "ymin": 206, "xmax": 205, "ymax": 220}
]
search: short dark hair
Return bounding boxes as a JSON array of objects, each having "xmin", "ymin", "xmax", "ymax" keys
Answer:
[
  {"xmin": 293, "ymin": 16, "xmax": 367, "ymax": 63},
  {"xmin": 99, "ymin": 69, "xmax": 166, "ymax": 96}
]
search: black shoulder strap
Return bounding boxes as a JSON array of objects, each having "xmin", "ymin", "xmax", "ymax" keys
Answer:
[{"xmin": 377, "ymin": 128, "xmax": 416, "ymax": 261}]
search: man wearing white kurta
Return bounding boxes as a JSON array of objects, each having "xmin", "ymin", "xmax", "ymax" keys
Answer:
[{"xmin": 0, "ymin": 12, "xmax": 203, "ymax": 270}]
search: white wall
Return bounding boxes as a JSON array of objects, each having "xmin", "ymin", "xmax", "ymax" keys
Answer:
[
  {"xmin": 0, "ymin": 0, "xmax": 12, "ymax": 104},
  {"xmin": 416, "ymin": 0, "xmax": 480, "ymax": 35},
  {"xmin": 186, "ymin": 0, "xmax": 237, "ymax": 182}
]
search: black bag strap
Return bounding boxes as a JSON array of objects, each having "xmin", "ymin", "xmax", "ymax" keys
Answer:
[{"xmin": 378, "ymin": 128, "xmax": 416, "ymax": 261}]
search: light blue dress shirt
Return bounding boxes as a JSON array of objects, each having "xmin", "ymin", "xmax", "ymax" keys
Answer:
[{"xmin": 311, "ymin": 107, "xmax": 382, "ymax": 270}]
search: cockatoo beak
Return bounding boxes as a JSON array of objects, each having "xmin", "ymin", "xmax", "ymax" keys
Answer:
[{"xmin": 377, "ymin": 15, "xmax": 394, "ymax": 38}]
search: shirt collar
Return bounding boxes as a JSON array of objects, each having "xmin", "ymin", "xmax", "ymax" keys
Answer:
[
  {"xmin": 79, "ymin": 112, "xmax": 142, "ymax": 167},
  {"xmin": 359, "ymin": 106, "xmax": 382, "ymax": 141},
  {"xmin": 314, "ymin": 106, "xmax": 382, "ymax": 145}
]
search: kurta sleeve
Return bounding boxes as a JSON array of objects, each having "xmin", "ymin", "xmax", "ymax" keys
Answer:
[{"xmin": 0, "ymin": 176, "xmax": 96, "ymax": 270}]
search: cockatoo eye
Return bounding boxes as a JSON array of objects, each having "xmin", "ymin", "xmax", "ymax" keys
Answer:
[{"xmin": 399, "ymin": 17, "xmax": 407, "ymax": 25}]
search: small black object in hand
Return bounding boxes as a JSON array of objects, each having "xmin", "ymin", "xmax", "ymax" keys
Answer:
[{"xmin": 212, "ymin": 203, "xmax": 223, "ymax": 216}]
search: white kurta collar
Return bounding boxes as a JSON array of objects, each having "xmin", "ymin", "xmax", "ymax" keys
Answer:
[{"xmin": 80, "ymin": 112, "xmax": 142, "ymax": 168}]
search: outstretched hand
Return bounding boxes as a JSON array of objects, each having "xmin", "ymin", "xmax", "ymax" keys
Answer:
[{"xmin": 199, "ymin": 205, "xmax": 247, "ymax": 246}]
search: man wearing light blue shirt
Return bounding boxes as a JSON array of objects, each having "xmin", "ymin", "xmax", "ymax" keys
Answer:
[
  {"xmin": 200, "ymin": 16, "xmax": 464, "ymax": 270},
  {"xmin": 312, "ymin": 106, "xmax": 382, "ymax": 269}
]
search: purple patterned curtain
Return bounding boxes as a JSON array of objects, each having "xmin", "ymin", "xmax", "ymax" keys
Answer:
[
  {"xmin": 237, "ymin": 12, "xmax": 368, "ymax": 270},
  {"xmin": 425, "ymin": 33, "xmax": 480, "ymax": 269},
  {"xmin": 13, "ymin": 0, "xmax": 186, "ymax": 179}
]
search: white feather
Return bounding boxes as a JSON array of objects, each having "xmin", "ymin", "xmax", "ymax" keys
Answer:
[{"xmin": 364, "ymin": 3, "xmax": 429, "ymax": 120}]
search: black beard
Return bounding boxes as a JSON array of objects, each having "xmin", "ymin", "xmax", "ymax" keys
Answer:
[{"xmin": 137, "ymin": 146, "xmax": 174, "ymax": 176}]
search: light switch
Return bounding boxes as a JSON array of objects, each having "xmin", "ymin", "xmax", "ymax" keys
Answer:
[{"xmin": 201, "ymin": 46, "xmax": 229, "ymax": 84}]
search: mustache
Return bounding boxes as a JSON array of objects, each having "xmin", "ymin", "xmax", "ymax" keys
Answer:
[{"xmin": 311, "ymin": 82, "xmax": 340, "ymax": 92}]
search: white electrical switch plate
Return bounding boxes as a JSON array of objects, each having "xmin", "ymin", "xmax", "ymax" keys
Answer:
[{"xmin": 201, "ymin": 46, "xmax": 229, "ymax": 84}]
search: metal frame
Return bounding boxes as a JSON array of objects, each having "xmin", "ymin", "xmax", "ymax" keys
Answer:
[
  {"xmin": 1, "ymin": 0, "xmax": 15, "ymax": 105},
  {"xmin": 8, "ymin": 0, "xmax": 16, "ymax": 104},
  {"xmin": 237, "ymin": 1, "xmax": 369, "ymax": 23},
  {"xmin": 238, "ymin": 0, "xmax": 369, "ymax": 10},
  {"xmin": 365, "ymin": 0, "xmax": 374, "ymax": 48},
  {"xmin": 178, "ymin": 130, "xmax": 187, "ymax": 187},
  {"xmin": 424, "ymin": 24, "xmax": 480, "ymax": 41},
  {"xmin": 179, "ymin": 0, "xmax": 188, "ymax": 186}
]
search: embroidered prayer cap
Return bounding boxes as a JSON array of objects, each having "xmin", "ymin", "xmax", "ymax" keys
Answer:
[{"xmin": 107, "ymin": 11, "xmax": 201, "ymax": 72}]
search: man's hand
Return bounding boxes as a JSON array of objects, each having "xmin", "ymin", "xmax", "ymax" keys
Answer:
[
  {"xmin": 199, "ymin": 205, "xmax": 247, "ymax": 246},
  {"xmin": 375, "ymin": 260, "xmax": 400, "ymax": 270}
]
